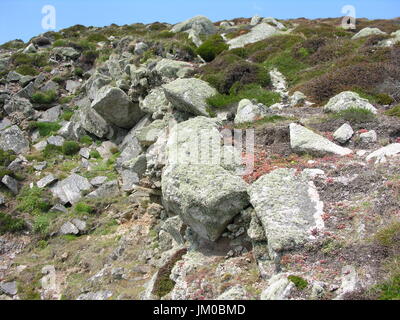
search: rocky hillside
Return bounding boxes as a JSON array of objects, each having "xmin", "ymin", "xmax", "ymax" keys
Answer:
[{"xmin": 0, "ymin": 15, "xmax": 400, "ymax": 300}]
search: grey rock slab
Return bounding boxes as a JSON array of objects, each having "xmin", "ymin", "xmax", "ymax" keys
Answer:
[
  {"xmin": 0, "ymin": 125, "xmax": 30, "ymax": 154},
  {"xmin": 227, "ymin": 23, "xmax": 280, "ymax": 49},
  {"xmin": 50, "ymin": 174, "xmax": 92, "ymax": 205},
  {"xmin": 37, "ymin": 174, "xmax": 57, "ymax": 188},
  {"xmin": 1, "ymin": 175, "xmax": 19, "ymax": 195}
]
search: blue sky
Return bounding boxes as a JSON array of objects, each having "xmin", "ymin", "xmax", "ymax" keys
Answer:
[{"xmin": 0, "ymin": 0, "xmax": 399, "ymax": 44}]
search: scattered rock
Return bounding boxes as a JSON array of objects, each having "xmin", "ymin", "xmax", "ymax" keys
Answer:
[
  {"xmin": 234, "ymin": 99, "xmax": 269, "ymax": 124},
  {"xmin": 37, "ymin": 174, "xmax": 57, "ymax": 188},
  {"xmin": 1, "ymin": 175, "xmax": 19, "ymax": 195},
  {"xmin": 333, "ymin": 123, "xmax": 354, "ymax": 144},
  {"xmin": 0, "ymin": 125, "xmax": 30, "ymax": 154},
  {"xmin": 290, "ymin": 123, "xmax": 353, "ymax": 156},
  {"xmin": 261, "ymin": 274, "xmax": 294, "ymax": 300},
  {"xmin": 360, "ymin": 130, "xmax": 377, "ymax": 143},
  {"xmin": 323, "ymin": 91, "xmax": 377, "ymax": 114},
  {"xmin": 227, "ymin": 23, "xmax": 280, "ymax": 49},
  {"xmin": 50, "ymin": 174, "xmax": 92, "ymax": 205},
  {"xmin": 0, "ymin": 281, "xmax": 17, "ymax": 296},
  {"xmin": 366, "ymin": 143, "xmax": 400, "ymax": 163},
  {"xmin": 352, "ymin": 27, "xmax": 386, "ymax": 39}
]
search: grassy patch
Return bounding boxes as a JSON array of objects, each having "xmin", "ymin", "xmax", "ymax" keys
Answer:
[
  {"xmin": 234, "ymin": 115, "xmax": 293, "ymax": 129},
  {"xmin": 62, "ymin": 141, "xmax": 80, "ymax": 156},
  {"xmin": 29, "ymin": 121, "xmax": 61, "ymax": 137},
  {"xmin": 0, "ymin": 212, "xmax": 26, "ymax": 235},
  {"xmin": 74, "ymin": 202, "xmax": 94, "ymax": 215},
  {"xmin": 207, "ymin": 84, "xmax": 280, "ymax": 109},
  {"xmin": 31, "ymin": 90, "xmax": 58, "ymax": 105},
  {"xmin": 332, "ymin": 107, "xmax": 376, "ymax": 123},
  {"xmin": 42, "ymin": 144, "xmax": 63, "ymax": 158},
  {"xmin": 16, "ymin": 186, "xmax": 52, "ymax": 215},
  {"xmin": 385, "ymin": 105, "xmax": 400, "ymax": 118},
  {"xmin": 196, "ymin": 35, "xmax": 228, "ymax": 62}
]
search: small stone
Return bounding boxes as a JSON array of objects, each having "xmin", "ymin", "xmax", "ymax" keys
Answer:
[
  {"xmin": 0, "ymin": 281, "xmax": 17, "ymax": 296},
  {"xmin": 50, "ymin": 204, "xmax": 67, "ymax": 214},
  {"xmin": 333, "ymin": 123, "xmax": 354, "ymax": 144},
  {"xmin": 37, "ymin": 174, "xmax": 57, "ymax": 188},
  {"xmin": 79, "ymin": 147, "xmax": 90, "ymax": 159},
  {"xmin": 1, "ymin": 175, "xmax": 19, "ymax": 194},
  {"xmin": 59, "ymin": 221, "xmax": 79, "ymax": 235},
  {"xmin": 47, "ymin": 135, "xmax": 65, "ymax": 147},
  {"xmin": 360, "ymin": 130, "xmax": 377, "ymax": 143},
  {"xmin": 90, "ymin": 176, "xmax": 107, "ymax": 187},
  {"xmin": 33, "ymin": 140, "xmax": 48, "ymax": 152},
  {"xmin": 34, "ymin": 161, "xmax": 47, "ymax": 171}
]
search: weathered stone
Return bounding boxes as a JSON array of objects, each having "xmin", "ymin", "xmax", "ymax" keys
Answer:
[
  {"xmin": 366, "ymin": 143, "xmax": 400, "ymax": 163},
  {"xmin": 52, "ymin": 47, "xmax": 80, "ymax": 59},
  {"xmin": 0, "ymin": 193, "xmax": 5, "ymax": 205},
  {"xmin": 1, "ymin": 175, "xmax": 19, "ymax": 195},
  {"xmin": 0, "ymin": 118, "xmax": 12, "ymax": 131},
  {"xmin": 247, "ymin": 213, "xmax": 267, "ymax": 241},
  {"xmin": 250, "ymin": 15, "xmax": 262, "ymax": 26},
  {"xmin": 59, "ymin": 221, "xmax": 79, "ymax": 235},
  {"xmin": 171, "ymin": 15, "xmax": 216, "ymax": 35},
  {"xmin": 66, "ymin": 80, "xmax": 81, "ymax": 94},
  {"xmin": 162, "ymin": 164, "xmax": 249, "ymax": 241},
  {"xmin": 0, "ymin": 281, "xmax": 17, "ymax": 296},
  {"xmin": 234, "ymin": 99, "xmax": 269, "ymax": 124},
  {"xmin": 47, "ymin": 135, "xmax": 65, "ymax": 147},
  {"xmin": 4, "ymin": 96, "xmax": 34, "ymax": 118},
  {"xmin": 6, "ymin": 71, "xmax": 22, "ymax": 82},
  {"xmin": 262, "ymin": 17, "xmax": 286, "ymax": 30},
  {"xmin": 154, "ymin": 59, "xmax": 194, "ymax": 79},
  {"xmin": 33, "ymin": 140, "xmax": 48, "ymax": 152},
  {"xmin": 96, "ymin": 141, "xmax": 118, "ymax": 160},
  {"xmin": 136, "ymin": 120, "xmax": 166, "ymax": 146},
  {"xmin": 50, "ymin": 204, "xmax": 67, "ymax": 214},
  {"xmin": 79, "ymin": 147, "xmax": 90, "ymax": 159},
  {"xmin": 323, "ymin": 91, "xmax": 377, "ymax": 114},
  {"xmin": 37, "ymin": 174, "xmax": 57, "ymax": 188},
  {"xmin": 290, "ymin": 123, "xmax": 353, "ymax": 156},
  {"xmin": 23, "ymin": 43, "xmax": 37, "ymax": 54},
  {"xmin": 360, "ymin": 130, "xmax": 377, "ymax": 143},
  {"xmin": 86, "ymin": 180, "xmax": 119, "ymax": 198},
  {"xmin": 39, "ymin": 105, "xmax": 63, "ymax": 122},
  {"xmin": 161, "ymin": 215, "xmax": 186, "ymax": 246},
  {"xmin": 227, "ymin": 23, "xmax": 280, "ymax": 49},
  {"xmin": 217, "ymin": 285, "xmax": 249, "ymax": 300},
  {"xmin": 248, "ymin": 168, "xmax": 324, "ymax": 258},
  {"xmin": 90, "ymin": 176, "xmax": 107, "ymax": 187},
  {"xmin": 77, "ymin": 290, "xmax": 113, "ymax": 300},
  {"xmin": 40, "ymin": 80, "xmax": 59, "ymax": 93},
  {"xmin": 71, "ymin": 219, "xmax": 87, "ymax": 233},
  {"xmin": 140, "ymin": 87, "xmax": 171, "ymax": 118},
  {"xmin": 0, "ymin": 125, "xmax": 29, "ymax": 154},
  {"xmin": 50, "ymin": 174, "xmax": 92, "ymax": 205},
  {"xmin": 91, "ymin": 86, "xmax": 144, "ymax": 129},
  {"xmin": 260, "ymin": 274, "xmax": 294, "ymax": 300},
  {"xmin": 333, "ymin": 123, "xmax": 354, "ymax": 144},
  {"xmin": 163, "ymin": 78, "xmax": 217, "ymax": 116},
  {"xmin": 352, "ymin": 27, "xmax": 386, "ymax": 39}
]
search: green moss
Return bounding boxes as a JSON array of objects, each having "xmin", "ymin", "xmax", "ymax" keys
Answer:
[
  {"xmin": 52, "ymin": 39, "xmax": 68, "ymax": 47},
  {"xmin": 74, "ymin": 67, "xmax": 84, "ymax": 77},
  {"xmin": 86, "ymin": 33, "xmax": 108, "ymax": 43},
  {"xmin": 37, "ymin": 240, "xmax": 48, "ymax": 249},
  {"xmin": 332, "ymin": 107, "xmax": 376, "ymax": 123},
  {"xmin": 29, "ymin": 121, "xmax": 61, "ymax": 137},
  {"xmin": 288, "ymin": 275, "xmax": 308, "ymax": 290},
  {"xmin": 89, "ymin": 150, "xmax": 101, "ymax": 159},
  {"xmin": 196, "ymin": 35, "xmax": 229, "ymax": 62},
  {"xmin": 15, "ymin": 65, "xmax": 38, "ymax": 76},
  {"xmin": 59, "ymin": 95, "xmax": 75, "ymax": 104},
  {"xmin": 62, "ymin": 141, "xmax": 80, "ymax": 156},
  {"xmin": 16, "ymin": 186, "xmax": 52, "ymax": 215},
  {"xmin": 0, "ymin": 212, "xmax": 26, "ymax": 235},
  {"xmin": 385, "ymin": 105, "xmax": 400, "ymax": 118},
  {"xmin": 31, "ymin": 90, "xmax": 58, "ymax": 104},
  {"xmin": 79, "ymin": 135, "xmax": 93, "ymax": 146},
  {"xmin": 156, "ymin": 274, "xmax": 175, "ymax": 298}
]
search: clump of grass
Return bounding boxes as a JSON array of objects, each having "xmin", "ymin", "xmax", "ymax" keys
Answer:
[
  {"xmin": 15, "ymin": 65, "xmax": 38, "ymax": 76},
  {"xmin": 234, "ymin": 115, "xmax": 292, "ymax": 129},
  {"xmin": 207, "ymin": 83, "xmax": 281, "ymax": 108},
  {"xmin": 385, "ymin": 105, "xmax": 400, "ymax": 118},
  {"xmin": 288, "ymin": 275, "xmax": 308, "ymax": 290},
  {"xmin": 59, "ymin": 95, "xmax": 75, "ymax": 104},
  {"xmin": 79, "ymin": 135, "xmax": 93, "ymax": 145},
  {"xmin": 61, "ymin": 110, "xmax": 74, "ymax": 121},
  {"xmin": 42, "ymin": 144, "xmax": 62, "ymax": 158},
  {"xmin": 29, "ymin": 121, "xmax": 61, "ymax": 137},
  {"xmin": 89, "ymin": 150, "xmax": 101, "ymax": 159},
  {"xmin": 196, "ymin": 35, "xmax": 228, "ymax": 62},
  {"xmin": 16, "ymin": 186, "xmax": 52, "ymax": 215},
  {"xmin": 74, "ymin": 202, "xmax": 94, "ymax": 215},
  {"xmin": 332, "ymin": 107, "xmax": 376, "ymax": 123},
  {"xmin": 374, "ymin": 221, "xmax": 400, "ymax": 247},
  {"xmin": 62, "ymin": 141, "xmax": 80, "ymax": 156},
  {"xmin": 0, "ymin": 212, "xmax": 26, "ymax": 235},
  {"xmin": 31, "ymin": 90, "xmax": 58, "ymax": 105}
]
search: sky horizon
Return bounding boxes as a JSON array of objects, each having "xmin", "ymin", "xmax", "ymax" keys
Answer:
[{"xmin": 0, "ymin": 0, "xmax": 399, "ymax": 44}]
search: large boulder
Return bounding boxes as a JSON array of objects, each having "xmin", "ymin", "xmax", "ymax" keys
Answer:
[
  {"xmin": 3, "ymin": 96, "xmax": 34, "ymax": 118},
  {"xmin": 290, "ymin": 123, "xmax": 353, "ymax": 156},
  {"xmin": 0, "ymin": 125, "xmax": 29, "ymax": 154},
  {"xmin": 248, "ymin": 168, "xmax": 324, "ymax": 259},
  {"xmin": 352, "ymin": 27, "xmax": 386, "ymax": 39},
  {"xmin": 234, "ymin": 99, "xmax": 269, "ymax": 124},
  {"xmin": 171, "ymin": 15, "xmax": 216, "ymax": 35},
  {"xmin": 50, "ymin": 174, "xmax": 92, "ymax": 205},
  {"xmin": 91, "ymin": 86, "xmax": 144, "ymax": 129},
  {"xmin": 139, "ymin": 87, "xmax": 171, "ymax": 119},
  {"xmin": 366, "ymin": 143, "xmax": 400, "ymax": 163},
  {"xmin": 323, "ymin": 91, "xmax": 377, "ymax": 114},
  {"xmin": 227, "ymin": 23, "xmax": 280, "ymax": 49},
  {"xmin": 154, "ymin": 59, "xmax": 194, "ymax": 79},
  {"xmin": 163, "ymin": 78, "xmax": 217, "ymax": 116},
  {"xmin": 161, "ymin": 164, "xmax": 249, "ymax": 241}
]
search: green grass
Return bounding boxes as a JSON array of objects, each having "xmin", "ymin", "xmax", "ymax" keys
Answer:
[
  {"xmin": 332, "ymin": 107, "xmax": 376, "ymax": 123},
  {"xmin": 89, "ymin": 150, "xmax": 101, "ymax": 159},
  {"xmin": 79, "ymin": 135, "xmax": 93, "ymax": 145},
  {"xmin": 16, "ymin": 186, "xmax": 52, "ymax": 216},
  {"xmin": 207, "ymin": 84, "xmax": 281, "ymax": 109},
  {"xmin": 374, "ymin": 221, "xmax": 400, "ymax": 247},
  {"xmin": 62, "ymin": 141, "xmax": 80, "ymax": 156},
  {"xmin": 31, "ymin": 90, "xmax": 58, "ymax": 105},
  {"xmin": 0, "ymin": 212, "xmax": 26, "ymax": 235},
  {"xmin": 15, "ymin": 65, "xmax": 38, "ymax": 76},
  {"xmin": 74, "ymin": 202, "xmax": 94, "ymax": 215},
  {"xmin": 42, "ymin": 144, "xmax": 63, "ymax": 158},
  {"xmin": 61, "ymin": 110, "xmax": 74, "ymax": 121},
  {"xmin": 29, "ymin": 121, "xmax": 61, "ymax": 137},
  {"xmin": 385, "ymin": 105, "xmax": 400, "ymax": 118},
  {"xmin": 234, "ymin": 115, "xmax": 293, "ymax": 129}
]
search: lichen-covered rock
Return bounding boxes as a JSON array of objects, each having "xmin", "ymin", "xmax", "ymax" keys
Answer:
[
  {"xmin": 162, "ymin": 164, "xmax": 249, "ymax": 241},
  {"xmin": 360, "ymin": 130, "xmax": 377, "ymax": 143},
  {"xmin": 91, "ymin": 86, "xmax": 144, "ymax": 129},
  {"xmin": 52, "ymin": 47, "xmax": 80, "ymax": 60},
  {"xmin": 352, "ymin": 27, "xmax": 386, "ymax": 39},
  {"xmin": 86, "ymin": 180, "xmax": 119, "ymax": 198},
  {"xmin": 163, "ymin": 78, "xmax": 217, "ymax": 116},
  {"xmin": 216, "ymin": 285, "xmax": 249, "ymax": 300},
  {"xmin": 366, "ymin": 143, "xmax": 400, "ymax": 163},
  {"xmin": 290, "ymin": 123, "xmax": 353, "ymax": 156},
  {"xmin": 4, "ymin": 96, "xmax": 34, "ymax": 118},
  {"xmin": 227, "ymin": 23, "xmax": 280, "ymax": 49},
  {"xmin": 1, "ymin": 175, "xmax": 19, "ymax": 195},
  {"xmin": 135, "ymin": 120, "xmax": 166, "ymax": 147},
  {"xmin": 248, "ymin": 168, "xmax": 324, "ymax": 258},
  {"xmin": 50, "ymin": 174, "xmax": 92, "ymax": 205},
  {"xmin": 260, "ymin": 274, "xmax": 294, "ymax": 300},
  {"xmin": 154, "ymin": 59, "xmax": 194, "ymax": 79},
  {"xmin": 323, "ymin": 91, "xmax": 377, "ymax": 114},
  {"xmin": 139, "ymin": 87, "xmax": 171, "ymax": 118},
  {"xmin": 171, "ymin": 15, "xmax": 216, "ymax": 35},
  {"xmin": 37, "ymin": 174, "xmax": 57, "ymax": 188},
  {"xmin": 234, "ymin": 99, "xmax": 269, "ymax": 124},
  {"xmin": 333, "ymin": 123, "xmax": 354, "ymax": 144},
  {"xmin": 0, "ymin": 125, "xmax": 30, "ymax": 154}
]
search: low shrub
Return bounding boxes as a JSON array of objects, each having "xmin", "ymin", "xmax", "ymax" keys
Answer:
[
  {"xmin": 86, "ymin": 33, "xmax": 108, "ymax": 43},
  {"xmin": 332, "ymin": 107, "xmax": 376, "ymax": 123},
  {"xmin": 196, "ymin": 35, "xmax": 229, "ymax": 62},
  {"xmin": 385, "ymin": 105, "xmax": 400, "ymax": 118},
  {"xmin": 15, "ymin": 65, "xmax": 38, "ymax": 76},
  {"xmin": 89, "ymin": 150, "xmax": 101, "ymax": 159},
  {"xmin": 79, "ymin": 135, "xmax": 93, "ymax": 145},
  {"xmin": 74, "ymin": 202, "xmax": 94, "ymax": 214},
  {"xmin": 62, "ymin": 141, "xmax": 80, "ymax": 156},
  {"xmin": 0, "ymin": 212, "xmax": 26, "ymax": 235},
  {"xmin": 61, "ymin": 110, "xmax": 74, "ymax": 121},
  {"xmin": 16, "ymin": 186, "xmax": 52, "ymax": 215},
  {"xmin": 42, "ymin": 144, "xmax": 62, "ymax": 158},
  {"xmin": 31, "ymin": 90, "xmax": 58, "ymax": 105}
]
